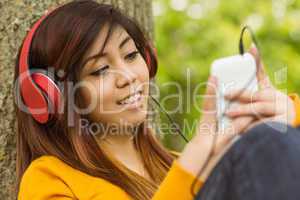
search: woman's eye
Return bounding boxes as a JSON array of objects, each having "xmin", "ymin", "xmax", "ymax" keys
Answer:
[
  {"xmin": 125, "ymin": 51, "xmax": 139, "ymax": 61},
  {"xmin": 90, "ymin": 65, "xmax": 109, "ymax": 76}
]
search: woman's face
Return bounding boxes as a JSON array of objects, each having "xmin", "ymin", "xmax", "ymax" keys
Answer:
[{"xmin": 79, "ymin": 24, "xmax": 150, "ymax": 131}]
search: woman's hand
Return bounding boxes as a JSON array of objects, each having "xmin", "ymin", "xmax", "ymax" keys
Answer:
[
  {"xmin": 177, "ymin": 76, "xmax": 254, "ymax": 182},
  {"xmin": 224, "ymin": 45, "xmax": 296, "ymax": 127},
  {"xmin": 177, "ymin": 46, "xmax": 296, "ymax": 183}
]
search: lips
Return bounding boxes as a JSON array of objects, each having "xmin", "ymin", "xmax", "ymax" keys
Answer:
[{"xmin": 117, "ymin": 89, "xmax": 143, "ymax": 105}]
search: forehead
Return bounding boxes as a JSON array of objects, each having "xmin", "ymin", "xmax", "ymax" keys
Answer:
[
  {"xmin": 88, "ymin": 24, "xmax": 129, "ymax": 56},
  {"xmin": 80, "ymin": 24, "xmax": 133, "ymax": 74}
]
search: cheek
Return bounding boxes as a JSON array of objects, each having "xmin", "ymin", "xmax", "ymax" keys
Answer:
[
  {"xmin": 136, "ymin": 57, "xmax": 150, "ymax": 83},
  {"xmin": 142, "ymin": 62, "xmax": 150, "ymax": 95},
  {"xmin": 78, "ymin": 82, "xmax": 95, "ymax": 109},
  {"xmin": 93, "ymin": 78, "xmax": 115, "ymax": 106},
  {"xmin": 79, "ymin": 78, "xmax": 115, "ymax": 111}
]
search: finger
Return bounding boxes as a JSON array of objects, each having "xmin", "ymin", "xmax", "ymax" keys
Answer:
[
  {"xmin": 248, "ymin": 43, "xmax": 273, "ymax": 89},
  {"xmin": 242, "ymin": 116, "xmax": 284, "ymax": 132},
  {"xmin": 242, "ymin": 120, "xmax": 260, "ymax": 133},
  {"xmin": 216, "ymin": 116, "xmax": 254, "ymax": 149},
  {"xmin": 225, "ymin": 89, "xmax": 258, "ymax": 103},
  {"xmin": 225, "ymin": 89, "xmax": 275, "ymax": 103},
  {"xmin": 231, "ymin": 116, "xmax": 255, "ymax": 136},
  {"xmin": 225, "ymin": 102, "xmax": 276, "ymax": 118}
]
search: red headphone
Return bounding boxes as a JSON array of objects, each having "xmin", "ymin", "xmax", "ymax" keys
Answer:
[
  {"xmin": 18, "ymin": 7, "xmax": 157, "ymax": 124},
  {"xmin": 18, "ymin": 8, "xmax": 62, "ymax": 124}
]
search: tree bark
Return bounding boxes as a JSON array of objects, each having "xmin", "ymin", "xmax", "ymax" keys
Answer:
[{"xmin": 0, "ymin": 0, "xmax": 155, "ymax": 199}]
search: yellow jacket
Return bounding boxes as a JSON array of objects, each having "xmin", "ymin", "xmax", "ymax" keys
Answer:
[
  {"xmin": 18, "ymin": 94, "xmax": 300, "ymax": 200},
  {"xmin": 18, "ymin": 155, "xmax": 203, "ymax": 200}
]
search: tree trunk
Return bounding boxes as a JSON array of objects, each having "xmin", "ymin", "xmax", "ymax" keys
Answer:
[{"xmin": 0, "ymin": 0, "xmax": 155, "ymax": 199}]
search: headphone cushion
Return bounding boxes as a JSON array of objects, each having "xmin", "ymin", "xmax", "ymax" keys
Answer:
[{"xmin": 31, "ymin": 69, "xmax": 62, "ymax": 115}]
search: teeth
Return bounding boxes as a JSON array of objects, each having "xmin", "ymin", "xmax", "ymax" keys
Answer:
[{"xmin": 120, "ymin": 92, "xmax": 141, "ymax": 105}]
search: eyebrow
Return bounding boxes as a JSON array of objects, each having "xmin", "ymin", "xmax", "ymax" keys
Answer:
[
  {"xmin": 119, "ymin": 36, "xmax": 131, "ymax": 49},
  {"xmin": 83, "ymin": 36, "xmax": 132, "ymax": 67}
]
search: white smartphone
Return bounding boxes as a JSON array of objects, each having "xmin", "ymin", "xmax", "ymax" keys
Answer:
[{"xmin": 211, "ymin": 53, "xmax": 258, "ymax": 132}]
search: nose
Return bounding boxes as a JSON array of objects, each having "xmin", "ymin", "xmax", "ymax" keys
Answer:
[{"xmin": 116, "ymin": 68, "xmax": 137, "ymax": 88}]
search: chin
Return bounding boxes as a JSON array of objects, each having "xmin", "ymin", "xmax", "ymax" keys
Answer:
[{"xmin": 120, "ymin": 112, "xmax": 147, "ymax": 127}]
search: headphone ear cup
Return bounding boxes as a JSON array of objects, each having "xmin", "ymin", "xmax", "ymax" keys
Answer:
[
  {"xmin": 145, "ymin": 50, "xmax": 151, "ymax": 67},
  {"xmin": 30, "ymin": 69, "xmax": 62, "ymax": 120}
]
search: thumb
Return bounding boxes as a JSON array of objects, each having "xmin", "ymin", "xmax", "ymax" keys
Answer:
[
  {"xmin": 201, "ymin": 76, "xmax": 218, "ymax": 123},
  {"xmin": 249, "ymin": 43, "xmax": 273, "ymax": 89}
]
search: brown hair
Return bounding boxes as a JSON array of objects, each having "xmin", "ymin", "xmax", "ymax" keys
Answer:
[{"xmin": 14, "ymin": 1, "xmax": 177, "ymax": 199}]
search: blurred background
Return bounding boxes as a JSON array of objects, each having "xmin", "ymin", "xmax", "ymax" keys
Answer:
[{"xmin": 152, "ymin": 0, "xmax": 300, "ymax": 150}]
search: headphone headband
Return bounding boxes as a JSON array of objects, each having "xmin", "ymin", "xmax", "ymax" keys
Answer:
[{"xmin": 19, "ymin": 11, "xmax": 53, "ymax": 75}]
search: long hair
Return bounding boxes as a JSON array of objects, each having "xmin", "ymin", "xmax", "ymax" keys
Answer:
[{"xmin": 13, "ymin": 1, "xmax": 177, "ymax": 199}]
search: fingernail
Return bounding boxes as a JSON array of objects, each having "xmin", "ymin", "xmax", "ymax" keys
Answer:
[{"xmin": 250, "ymin": 43, "xmax": 258, "ymax": 54}]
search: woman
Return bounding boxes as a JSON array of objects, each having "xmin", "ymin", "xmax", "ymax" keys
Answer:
[{"xmin": 14, "ymin": 1, "xmax": 300, "ymax": 200}]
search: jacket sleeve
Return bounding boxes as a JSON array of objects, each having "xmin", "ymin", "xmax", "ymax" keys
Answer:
[
  {"xmin": 151, "ymin": 159, "xmax": 203, "ymax": 200},
  {"xmin": 289, "ymin": 93, "xmax": 300, "ymax": 127},
  {"xmin": 18, "ymin": 160, "xmax": 74, "ymax": 200}
]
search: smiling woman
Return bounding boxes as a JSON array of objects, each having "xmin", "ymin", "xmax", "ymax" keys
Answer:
[
  {"xmin": 79, "ymin": 24, "xmax": 150, "ymax": 127},
  {"xmin": 14, "ymin": 1, "xmax": 300, "ymax": 200},
  {"xmin": 14, "ymin": 1, "xmax": 203, "ymax": 200}
]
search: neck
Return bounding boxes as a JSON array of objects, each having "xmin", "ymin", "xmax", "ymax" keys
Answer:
[
  {"xmin": 94, "ymin": 123, "xmax": 152, "ymax": 181},
  {"xmin": 99, "ymin": 133, "xmax": 136, "ymax": 153},
  {"xmin": 96, "ymin": 123, "xmax": 139, "ymax": 152},
  {"xmin": 95, "ymin": 124, "xmax": 141, "ymax": 165}
]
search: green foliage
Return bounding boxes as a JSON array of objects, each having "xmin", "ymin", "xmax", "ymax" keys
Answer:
[{"xmin": 154, "ymin": 0, "xmax": 300, "ymax": 149}]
